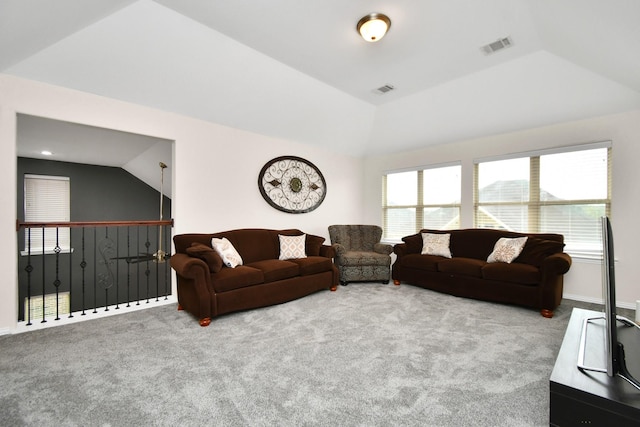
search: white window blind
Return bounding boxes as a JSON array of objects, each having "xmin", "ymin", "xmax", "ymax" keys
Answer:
[
  {"xmin": 383, "ymin": 163, "xmax": 461, "ymax": 240},
  {"xmin": 24, "ymin": 174, "xmax": 71, "ymax": 253},
  {"xmin": 474, "ymin": 142, "xmax": 611, "ymax": 255}
]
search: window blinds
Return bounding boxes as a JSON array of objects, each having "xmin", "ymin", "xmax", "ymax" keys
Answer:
[{"xmin": 24, "ymin": 174, "xmax": 71, "ymax": 252}]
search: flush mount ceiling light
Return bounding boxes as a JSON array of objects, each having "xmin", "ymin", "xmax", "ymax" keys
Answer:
[{"xmin": 357, "ymin": 13, "xmax": 391, "ymax": 42}]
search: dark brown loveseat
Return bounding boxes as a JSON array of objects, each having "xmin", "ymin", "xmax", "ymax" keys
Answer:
[
  {"xmin": 171, "ymin": 229, "xmax": 339, "ymax": 326},
  {"xmin": 392, "ymin": 229, "xmax": 572, "ymax": 318}
]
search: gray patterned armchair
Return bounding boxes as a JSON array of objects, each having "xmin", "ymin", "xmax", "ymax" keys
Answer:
[{"xmin": 328, "ymin": 225, "xmax": 393, "ymax": 286}]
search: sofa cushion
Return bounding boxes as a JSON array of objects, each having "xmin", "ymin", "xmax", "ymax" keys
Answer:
[
  {"xmin": 211, "ymin": 266, "xmax": 264, "ymax": 292},
  {"xmin": 482, "ymin": 263, "xmax": 540, "ymax": 285},
  {"xmin": 211, "ymin": 237, "xmax": 243, "ymax": 268},
  {"xmin": 515, "ymin": 238, "xmax": 565, "ymax": 267},
  {"xmin": 278, "ymin": 234, "xmax": 307, "ymax": 260},
  {"xmin": 399, "ymin": 253, "xmax": 442, "ymax": 272},
  {"xmin": 340, "ymin": 251, "xmax": 392, "ymax": 267},
  {"xmin": 289, "ymin": 256, "xmax": 332, "ymax": 276},
  {"xmin": 437, "ymin": 258, "xmax": 486, "ymax": 278},
  {"xmin": 186, "ymin": 243, "xmax": 223, "ymax": 273},
  {"xmin": 487, "ymin": 237, "xmax": 528, "ymax": 263},
  {"xmin": 421, "ymin": 233, "xmax": 452, "ymax": 258},
  {"xmin": 245, "ymin": 259, "xmax": 300, "ymax": 283}
]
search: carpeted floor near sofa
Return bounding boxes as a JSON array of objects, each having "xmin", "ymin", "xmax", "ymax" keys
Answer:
[{"xmin": 0, "ymin": 283, "xmax": 612, "ymax": 426}]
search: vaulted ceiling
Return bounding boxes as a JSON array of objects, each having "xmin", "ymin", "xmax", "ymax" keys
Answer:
[{"xmin": 2, "ymin": 0, "xmax": 640, "ymax": 159}]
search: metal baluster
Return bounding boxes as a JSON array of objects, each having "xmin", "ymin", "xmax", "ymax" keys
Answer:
[
  {"xmin": 69, "ymin": 227, "xmax": 73, "ymax": 319},
  {"xmin": 145, "ymin": 225, "xmax": 151, "ymax": 303},
  {"xmin": 104, "ymin": 227, "xmax": 109, "ymax": 312},
  {"xmin": 81, "ymin": 228, "xmax": 87, "ymax": 316},
  {"xmin": 25, "ymin": 228, "xmax": 33, "ymax": 326},
  {"xmin": 164, "ymin": 224, "xmax": 170, "ymax": 300},
  {"xmin": 155, "ymin": 228, "xmax": 160, "ymax": 302},
  {"xmin": 126, "ymin": 226, "xmax": 131, "ymax": 308},
  {"xmin": 93, "ymin": 227, "xmax": 97, "ymax": 314},
  {"xmin": 41, "ymin": 226, "xmax": 46, "ymax": 324},
  {"xmin": 136, "ymin": 226, "xmax": 141, "ymax": 305},
  {"xmin": 54, "ymin": 227, "xmax": 61, "ymax": 321},
  {"xmin": 115, "ymin": 227, "xmax": 120, "ymax": 310}
]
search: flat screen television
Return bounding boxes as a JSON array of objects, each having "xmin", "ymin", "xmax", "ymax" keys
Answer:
[{"xmin": 577, "ymin": 216, "xmax": 640, "ymax": 390}]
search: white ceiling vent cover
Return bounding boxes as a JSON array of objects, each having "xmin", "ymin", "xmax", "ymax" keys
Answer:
[
  {"xmin": 481, "ymin": 37, "xmax": 513, "ymax": 55},
  {"xmin": 375, "ymin": 84, "xmax": 395, "ymax": 94}
]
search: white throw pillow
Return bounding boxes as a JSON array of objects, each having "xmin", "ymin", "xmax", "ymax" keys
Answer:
[
  {"xmin": 421, "ymin": 233, "xmax": 452, "ymax": 258},
  {"xmin": 211, "ymin": 237, "xmax": 243, "ymax": 268},
  {"xmin": 487, "ymin": 237, "xmax": 528, "ymax": 263},
  {"xmin": 279, "ymin": 234, "xmax": 307, "ymax": 260}
]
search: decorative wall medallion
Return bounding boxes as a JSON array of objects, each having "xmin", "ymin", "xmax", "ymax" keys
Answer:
[{"xmin": 258, "ymin": 156, "xmax": 326, "ymax": 213}]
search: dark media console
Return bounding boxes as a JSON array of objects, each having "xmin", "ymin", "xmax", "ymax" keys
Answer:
[{"xmin": 550, "ymin": 308, "xmax": 640, "ymax": 426}]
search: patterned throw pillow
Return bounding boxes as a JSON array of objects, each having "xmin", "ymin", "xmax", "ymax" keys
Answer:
[
  {"xmin": 279, "ymin": 234, "xmax": 307, "ymax": 260},
  {"xmin": 421, "ymin": 233, "xmax": 452, "ymax": 258},
  {"xmin": 487, "ymin": 237, "xmax": 528, "ymax": 263},
  {"xmin": 211, "ymin": 237, "xmax": 243, "ymax": 268}
]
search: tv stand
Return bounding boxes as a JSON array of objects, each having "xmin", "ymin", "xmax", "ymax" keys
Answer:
[
  {"xmin": 577, "ymin": 315, "xmax": 640, "ymax": 391},
  {"xmin": 550, "ymin": 308, "xmax": 640, "ymax": 426}
]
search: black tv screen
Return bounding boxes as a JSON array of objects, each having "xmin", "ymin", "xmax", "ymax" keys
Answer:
[
  {"xmin": 602, "ymin": 215, "xmax": 618, "ymax": 377},
  {"xmin": 577, "ymin": 216, "xmax": 639, "ymax": 390}
]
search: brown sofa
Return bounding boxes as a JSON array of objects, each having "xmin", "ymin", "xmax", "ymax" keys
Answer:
[
  {"xmin": 171, "ymin": 228, "xmax": 339, "ymax": 326},
  {"xmin": 392, "ymin": 229, "xmax": 572, "ymax": 318}
]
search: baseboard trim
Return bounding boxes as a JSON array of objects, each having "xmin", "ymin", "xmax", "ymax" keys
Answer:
[
  {"xmin": 11, "ymin": 296, "xmax": 178, "ymax": 335},
  {"xmin": 564, "ymin": 293, "xmax": 635, "ymax": 310}
]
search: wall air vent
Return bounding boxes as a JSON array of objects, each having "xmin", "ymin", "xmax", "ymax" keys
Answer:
[
  {"xmin": 375, "ymin": 84, "xmax": 395, "ymax": 94},
  {"xmin": 480, "ymin": 36, "xmax": 513, "ymax": 55}
]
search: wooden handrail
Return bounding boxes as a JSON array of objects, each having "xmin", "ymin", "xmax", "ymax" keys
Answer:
[{"xmin": 16, "ymin": 219, "xmax": 174, "ymax": 231}]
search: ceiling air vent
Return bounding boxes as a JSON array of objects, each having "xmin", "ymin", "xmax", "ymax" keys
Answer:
[
  {"xmin": 480, "ymin": 36, "xmax": 513, "ymax": 55},
  {"xmin": 375, "ymin": 84, "xmax": 395, "ymax": 94}
]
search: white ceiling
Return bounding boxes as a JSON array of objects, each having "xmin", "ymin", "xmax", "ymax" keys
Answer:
[
  {"xmin": 3, "ymin": 0, "xmax": 640, "ymax": 161},
  {"xmin": 16, "ymin": 114, "xmax": 173, "ymax": 198}
]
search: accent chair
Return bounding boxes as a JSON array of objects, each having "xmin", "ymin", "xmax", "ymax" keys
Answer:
[{"xmin": 328, "ymin": 224, "xmax": 393, "ymax": 286}]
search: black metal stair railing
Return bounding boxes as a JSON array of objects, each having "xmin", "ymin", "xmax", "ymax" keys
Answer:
[{"xmin": 16, "ymin": 220, "xmax": 173, "ymax": 326}]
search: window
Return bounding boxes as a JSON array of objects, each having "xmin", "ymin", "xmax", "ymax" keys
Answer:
[
  {"xmin": 23, "ymin": 174, "xmax": 71, "ymax": 254},
  {"xmin": 383, "ymin": 164, "xmax": 461, "ymax": 240},
  {"xmin": 474, "ymin": 142, "xmax": 611, "ymax": 256}
]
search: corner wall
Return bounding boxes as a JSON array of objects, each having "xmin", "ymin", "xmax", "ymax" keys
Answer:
[
  {"xmin": 0, "ymin": 74, "xmax": 364, "ymax": 333},
  {"xmin": 364, "ymin": 110, "xmax": 640, "ymax": 308}
]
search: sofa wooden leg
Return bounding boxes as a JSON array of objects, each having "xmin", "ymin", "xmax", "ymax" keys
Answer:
[
  {"xmin": 540, "ymin": 309, "xmax": 554, "ymax": 318},
  {"xmin": 177, "ymin": 304, "xmax": 183, "ymax": 311},
  {"xmin": 330, "ymin": 285, "xmax": 338, "ymax": 292},
  {"xmin": 199, "ymin": 317, "xmax": 212, "ymax": 327},
  {"xmin": 393, "ymin": 280, "xmax": 401, "ymax": 286}
]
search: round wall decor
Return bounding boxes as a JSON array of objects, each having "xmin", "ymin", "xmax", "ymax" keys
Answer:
[{"xmin": 258, "ymin": 156, "xmax": 326, "ymax": 213}]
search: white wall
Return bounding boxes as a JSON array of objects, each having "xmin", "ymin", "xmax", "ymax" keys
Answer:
[
  {"xmin": 364, "ymin": 110, "xmax": 640, "ymax": 309},
  {"xmin": 0, "ymin": 74, "xmax": 364, "ymax": 333}
]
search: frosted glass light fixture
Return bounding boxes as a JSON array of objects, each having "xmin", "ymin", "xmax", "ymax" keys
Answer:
[{"xmin": 357, "ymin": 13, "xmax": 391, "ymax": 42}]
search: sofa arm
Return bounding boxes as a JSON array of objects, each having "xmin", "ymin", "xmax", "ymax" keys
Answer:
[
  {"xmin": 170, "ymin": 253, "xmax": 211, "ymax": 279},
  {"xmin": 394, "ymin": 243, "xmax": 408, "ymax": 258},
  {"xmin": 541, "ymin": 252, "xmax": 572, "ymax": 275},
  {"xmin": 319, "ymin": 244, "xmax": 336, "ymax": 259},
  {"xmin": 374, "ymin": 243, "xmax": 393, "ymax": 255}
]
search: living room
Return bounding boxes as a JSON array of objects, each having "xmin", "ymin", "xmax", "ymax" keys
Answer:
[
  {"xmin": 2, "ymin": 0, "xmax": 640, "ymax": 331},
  {"xmin": 1, "ymin": 1, "xmax": 640, "ymax": 423}
]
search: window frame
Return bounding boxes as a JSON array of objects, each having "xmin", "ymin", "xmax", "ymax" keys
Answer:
[
  {"xmin": 382, "ymin": 162, "xmax": 462, "ymax": 240},
  {"xmin": 23, "ymin": 174, "xmax": 72, "ymax": 255},
  {"xmin": 473, "ymin": 141, "xmax": 611, "ymax": 257}
]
